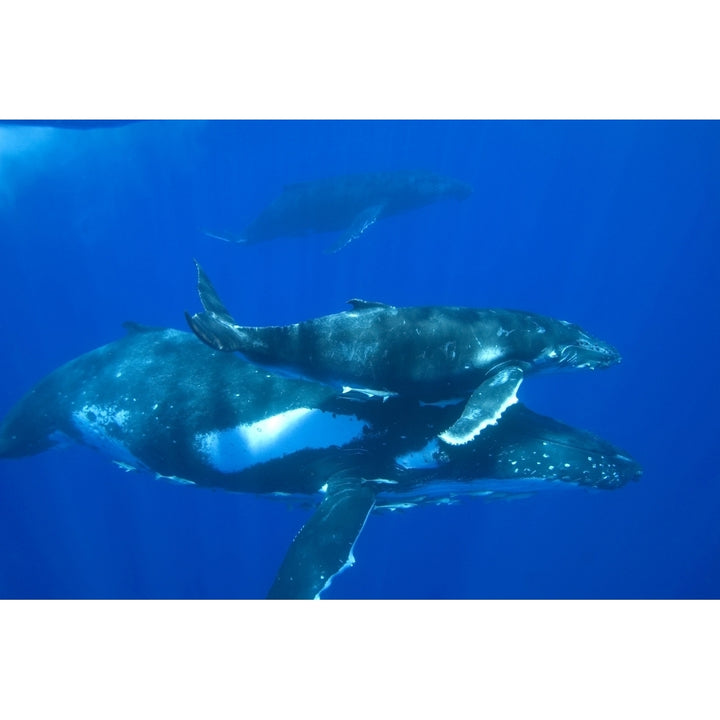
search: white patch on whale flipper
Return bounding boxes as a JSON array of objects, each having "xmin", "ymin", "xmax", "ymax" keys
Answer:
[
  {"xmin": 195, "ymin": 407, "xmax": 366, "ymax": 473},
  {"xmin": 439, "ymin": 366, "xmax": 523, "ymax": 446}
]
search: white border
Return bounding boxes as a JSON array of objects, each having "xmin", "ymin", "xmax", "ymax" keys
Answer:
[
  {"xmin": 2, "ymin": 2, "xmax": 719, "ymax": 118},
  {"xmin": 1, "ymin": 601, "xmax": 717, "ymax": 717}
]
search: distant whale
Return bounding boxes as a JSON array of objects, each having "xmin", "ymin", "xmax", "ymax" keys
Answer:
[
  {"xmin": 209, "ymin": 170, "xmax": 472, "ymax": 252},
  {"xmin": 0, "ymin": 324, "xmax": 640, "ymax": 598},
  {"xmin": 186, "ymin": 261, "xmax": 621, "ymax": 447}
]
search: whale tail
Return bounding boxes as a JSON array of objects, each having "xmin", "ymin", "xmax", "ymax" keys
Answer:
[{"xmin": 185, "ymin": 260, "xmax": 247, "ymax": 353}]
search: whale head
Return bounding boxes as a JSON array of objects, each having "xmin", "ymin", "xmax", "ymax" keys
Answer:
[
  {"xmin": 0, "ymin": 395, "xmax": 62, "ymax": 458},
  {"xmin": 539, "ymin": 320, "xmax": 621, "ymax": 372},
  {"xmin": 558, "ymin": 332, "xmax": 621, "ymax": 370}
]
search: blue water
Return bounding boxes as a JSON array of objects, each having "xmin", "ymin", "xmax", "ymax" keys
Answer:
[{"xmin": 0, "ymin": 120, "xmax": 718, "ymax": 599}]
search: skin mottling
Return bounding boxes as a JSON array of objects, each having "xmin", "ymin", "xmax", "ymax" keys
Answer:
[{"xmin": 71, "ymin": 405, "xmax": 142, "ymax": 468}]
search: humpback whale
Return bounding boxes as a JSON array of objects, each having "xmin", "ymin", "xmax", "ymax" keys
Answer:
[
  {"xmin": 209, "ymin": 170, "xmax": 472, "ymax": 252},
  {"xmin": 0, "ymin": 324, "xmax": 640, "ymax": 598},
  {"xmin": 186, "ymin": 262, "xmax": 621, "ymax": 447}
]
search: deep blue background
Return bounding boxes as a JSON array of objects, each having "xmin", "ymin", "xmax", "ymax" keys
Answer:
[{"xmin": 0, "ymin": 120, "xmax": 717, "ymax": 598}]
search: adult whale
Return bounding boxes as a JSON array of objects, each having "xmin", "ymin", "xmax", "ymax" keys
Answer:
[
  {"xmin": 0, "ymin": 324, "xmax": 640, "ymax": 599},
  {"xmin": 186, "ymin": 261, "xmax": 621, "ymax": 446},
  {"xmin": 207, "ymin": 170, "xmax": 472, "ymax": 252}
]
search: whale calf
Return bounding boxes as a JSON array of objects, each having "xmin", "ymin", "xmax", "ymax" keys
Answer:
[
  {"xmin": 0, "ymin": 324, "xmax": 640, "ymax": 598},
  {"xmin": 186, "ymin": 262, "xmax": 621, "ymax": 447},
  {"xmin": 209, "ymin": 170, "xmax": 472, "ymax": 252}
]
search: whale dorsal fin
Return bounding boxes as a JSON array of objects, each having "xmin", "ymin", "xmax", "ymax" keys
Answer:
[
  {"xmin": 185, "ymin": 260, "xmax": 246, "ymax": 353},
  {"xmin": 346, "ymin": 298, "xmax": 392, "ymax": 310}
]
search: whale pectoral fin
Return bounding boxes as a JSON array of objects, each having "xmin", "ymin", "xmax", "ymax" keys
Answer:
[
  {"xmin": 185, "ymin": 260, "xmax": 244, "ymax": 352},
  {"xmin": 202, "ymin": 229, "xmax": 248, "ymax": 245},
  {"xmin": 439, "ymin": 365, "xmax": 524, "ymax": 446},
  {"xmin": 267, "ymin": 477, "xmax": 376, "ymax": 599},
  {"xmin": 326, "ymin": 203, "xmax": 385, "ymax": 253}
]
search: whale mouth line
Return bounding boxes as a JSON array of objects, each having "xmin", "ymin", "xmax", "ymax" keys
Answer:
[{"xmin": 558, "ymin": 344, "xmax": 620, "ymax": 369}]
